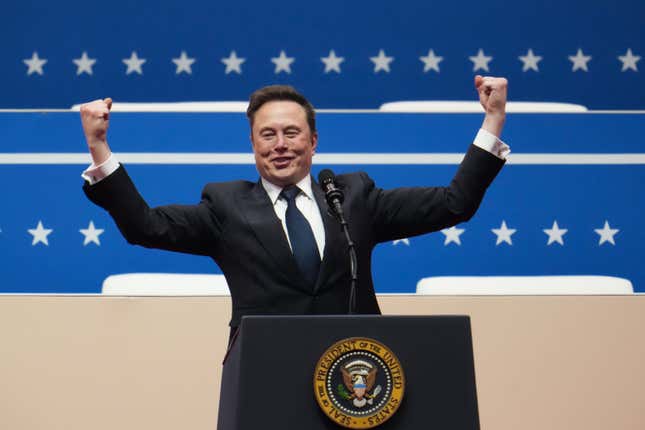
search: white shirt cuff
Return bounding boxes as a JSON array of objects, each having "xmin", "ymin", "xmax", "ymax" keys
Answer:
[
  {"xmin": 473, "ymin": 128, "xmax": 511, "ymax": 160},
  {"xmin": 81, "ymin": 154, "xmax": 120, "ymax": 185}
]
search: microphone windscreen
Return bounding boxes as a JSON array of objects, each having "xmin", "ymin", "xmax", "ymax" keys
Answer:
[{"xmin": 318, "ymin": 169, "xmax": 335, "ymax": 185}]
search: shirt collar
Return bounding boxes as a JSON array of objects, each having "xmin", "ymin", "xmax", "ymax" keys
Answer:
[{"xmin": 261, "ymin": 175, "xmax": 315, "ymax": 205}]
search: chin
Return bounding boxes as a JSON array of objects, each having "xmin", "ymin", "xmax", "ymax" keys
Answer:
[
  {"xmin": 266, "ymin": 174, "xmax": 294, "ymax": 186},
  {"xmin": 268, "ymin": 169, "xmax": 298, "ymax": 184}
]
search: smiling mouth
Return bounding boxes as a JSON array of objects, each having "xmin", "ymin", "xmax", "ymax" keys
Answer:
[{"xmin": 272, "ymin": 157, "xmax": 293, "ymax": 167}]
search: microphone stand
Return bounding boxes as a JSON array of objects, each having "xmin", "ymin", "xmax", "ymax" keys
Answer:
[{"xmin": 329, "ymin": 199, "xmax": 358, "ymax": 314}]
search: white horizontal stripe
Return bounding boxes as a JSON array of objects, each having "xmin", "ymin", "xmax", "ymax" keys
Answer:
[
  {"xmin": 0, "ymin": 153, "xmax": 93, "ymax": 164},
  {"xmin": 118, "ymin": 153, "xmax": 255, "ymax": 164},
  {"xmin": 1, "ymin": 153, "xmax": 645, "ymax": 165},
  {"xmin": 0, "ymin": 109, "xmax": 71, "ymax": 113},
  {"xmin": 507, "ymin": 154, "xmax": 645, "ymax": 165}
]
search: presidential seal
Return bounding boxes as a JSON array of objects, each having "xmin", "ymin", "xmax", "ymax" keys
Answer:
[{"xmin": 313, "ymin": 337, "xmax": 405, "ymax": 429}]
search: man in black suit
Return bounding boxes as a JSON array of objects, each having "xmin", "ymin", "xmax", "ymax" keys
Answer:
[{"xmin": 80, "ymin": 76, "xmax": 509, "ymax": 334}]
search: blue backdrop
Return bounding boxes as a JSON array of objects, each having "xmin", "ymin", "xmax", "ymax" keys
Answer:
[
  {"xmin": 2, "ymin": 0, "xmax": 643, "ymax": 293},
  {"xmin": 2, "ymin": 0, "xmax": 643, "ymax": 109}
]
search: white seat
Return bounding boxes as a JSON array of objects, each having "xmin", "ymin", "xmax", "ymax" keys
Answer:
[
  {"xmin": 70, "ymin": 101, "xmax": 248, "ymax": 112},
  {"xmin": 379, "ymin": 101, "xmax": 588, "ymax": 113},
  {"xmin": 102, "ymin": 273, "xmax": 230, "ymax": 296},
  {"xmin": 416, "ymin": 275, "xmax": 633, "ymax": 295}
]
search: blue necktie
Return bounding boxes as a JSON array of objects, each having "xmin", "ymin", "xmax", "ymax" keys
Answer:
[{"xmin": 281, "ymin": 186, "xmax": 321, "ymax": 286}]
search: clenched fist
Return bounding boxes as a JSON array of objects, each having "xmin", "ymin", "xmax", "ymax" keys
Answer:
[
  {"xmin": 80, "ymin": 98, "xmax": 113, "ymax": 165},
  {"xmin": 475, "ymin": 76, "xmax": 507, "ymax": 137}
]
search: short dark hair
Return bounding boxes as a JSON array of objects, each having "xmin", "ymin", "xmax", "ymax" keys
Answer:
[{"xmin": 246, "ymin": 85, "xmax": 316, "ymax": 133}]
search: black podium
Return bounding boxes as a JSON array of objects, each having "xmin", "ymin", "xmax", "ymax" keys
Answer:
[{"xmin": 217, "ymin": 315, "xmax": 480, "ymax": 429}]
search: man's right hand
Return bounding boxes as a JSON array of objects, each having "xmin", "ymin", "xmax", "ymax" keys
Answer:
[{"xmin": 80, "ymin": 98, "xmax": 113, "ymax": 165}]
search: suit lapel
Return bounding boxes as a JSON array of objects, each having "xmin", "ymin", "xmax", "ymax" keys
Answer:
[{"xmin": 239, "ymin": 181, "xmax": 305, "ymax": 289}]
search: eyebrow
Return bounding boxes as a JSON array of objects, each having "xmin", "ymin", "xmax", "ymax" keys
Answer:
[{"xmin": 258, "ymin": 125, "xmax": 301, "ymax": 133}]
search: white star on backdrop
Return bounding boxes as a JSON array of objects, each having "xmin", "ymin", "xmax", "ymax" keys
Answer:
[
  {"xmin": 518, "ymin": 49, "xmax": 542, "ymax": 72},
  {"xmin": 172, "ymin": 51, "xmax": 195, "ymax": 75},
  {"xmin": 73, "ymin": 51, "xmax": 96, "ymax": 76},
  {"xmin": 543, "ymin": 221, "xmax": 567, "ymax": 245},
  {"xmin": 491, "ymin": 221, "xmax": 517, "ymax": 245},
  {"xmin": 28, "ymin": 221, "xmax": 53, "ymax": 246},
  {"xmin": 17, "ymin": 48, "xmax": 644, "ymax": 78},
  {"xmin": 393, "ymin": 238, "xmax": 410, "ymax": 246},
  {"xmin": 23, "ymin": 52, "xmax": 47, "ymax": 75},
  {"xmin": 271, "ymin": 50, "xmax": 295, "ymax": 74},
  {"xmin": 568, "ymin": 49, "xmax": 592, "ymax": 72},
  {"xmin": 79, "ymin": 221, "xmax": 104, "ymax": 246},
  {"xmin": 419, "ymin": 49, "xmax": 443, "ymax": 73},
  {"xmin": 221, "ymin": 51, "xmax": 246, "ymax": 74},
  {"xmin": 370, "ymin": 49, "xmax": 394, "ymax": 73},
  {"xmin": 321, "ymin": 50, "xmax": 345, "ymax": 73},
  {"xmin": 594, "ymin": 220, "xmax": 619, "ymax": 246},
  {"xmin": 122, "ymin": 51, "xmax": 146, "ymax": 75},
  {"xmin": 441, "ymin": 226, "xmax": 465, "ymax": 246},
  {"xmin": 469, "ymin": 49, "xmax": 492, "ymax": 72},
  {"xmin": 618, "ymin": 48, "xmax": 640, "ymax": 72}
]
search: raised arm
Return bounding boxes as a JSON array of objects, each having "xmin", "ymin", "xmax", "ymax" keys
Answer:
[
  {"xmin": 78, "ymin": 98, "xmax": 222, "ymax": 256},
  {"xmin": 367, "ymin": 76, "xmax": 509, "ymax": 242}
]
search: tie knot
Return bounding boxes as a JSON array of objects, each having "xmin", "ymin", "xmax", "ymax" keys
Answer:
[{"xmin": 281, "ymin": 186, "xmax": 301, "ymax": 203}]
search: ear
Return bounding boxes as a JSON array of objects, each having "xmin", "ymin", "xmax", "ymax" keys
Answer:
[
  {"xmin": 250, "ymin": 133, "xmax": 255, "ymax": 148},
  {"xmin": 311, "ymin": 131, "xmax": 318, "ymax": 154}
]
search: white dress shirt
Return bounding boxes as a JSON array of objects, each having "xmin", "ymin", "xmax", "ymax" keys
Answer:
[{"xmin": 260, "ymin": 175, "xmax": 326, "ymax": 258}]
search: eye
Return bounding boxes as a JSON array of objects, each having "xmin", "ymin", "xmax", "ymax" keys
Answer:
[
  {"xmin": 284, "ymin": 128, "xmax": 300, "ymax": 138},
  {"xmin": 261, "ymin": 130, "xmax": 276, "ymax": 139}
]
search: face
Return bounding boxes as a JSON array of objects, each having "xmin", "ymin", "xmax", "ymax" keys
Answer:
[{"xmin": 251, "ymin": 100, "xmax": 317, "ymax": 187}]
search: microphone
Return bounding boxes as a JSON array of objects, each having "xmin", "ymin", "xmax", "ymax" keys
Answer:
[
  {"xmin": 317, "ymin": 169, "xmax": 344, "ymax": 218},
  {"xmin": 317, "ymin": 169, "xmax": 358, "ymax": 314}
]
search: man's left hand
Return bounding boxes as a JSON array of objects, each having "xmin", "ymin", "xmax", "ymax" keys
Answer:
[{"xmin": 475, "ymin": 75, "xmax": 507, "ymax": 137}]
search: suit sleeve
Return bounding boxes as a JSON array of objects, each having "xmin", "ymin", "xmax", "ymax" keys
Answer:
[
  {"xmin": 365, "ymin": 144, "xmax": 505, "ymax": 243},
  {"xmin": 83, "ymin": 165, "xmax": 223, "ymax": 256}
]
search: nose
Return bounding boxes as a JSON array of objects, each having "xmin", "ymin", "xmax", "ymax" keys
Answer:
[{"xmin": 274, "ymin": 133, "xmax": 288, "ymax": 150}]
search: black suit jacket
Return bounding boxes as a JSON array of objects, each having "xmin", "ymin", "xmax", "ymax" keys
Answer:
[{"xmin": 84, "ymin": 144, "xmax": 504, "ymax": 328}]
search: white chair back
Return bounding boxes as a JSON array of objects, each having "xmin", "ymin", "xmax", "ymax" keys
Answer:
[
  {"xmin": 71, "ymin": 101, "xmax": 248, "ymax": 112},
  {"xmin": 416, "ymin": 275, "xmax": 633, "ymax": 295},
  {"xmin": 102, "ymin": 273, "xmax": 230, "ymax": 296},
  {"xmin": 379, "ymin": 101, "xmax": 588, "ymax": 113}
]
